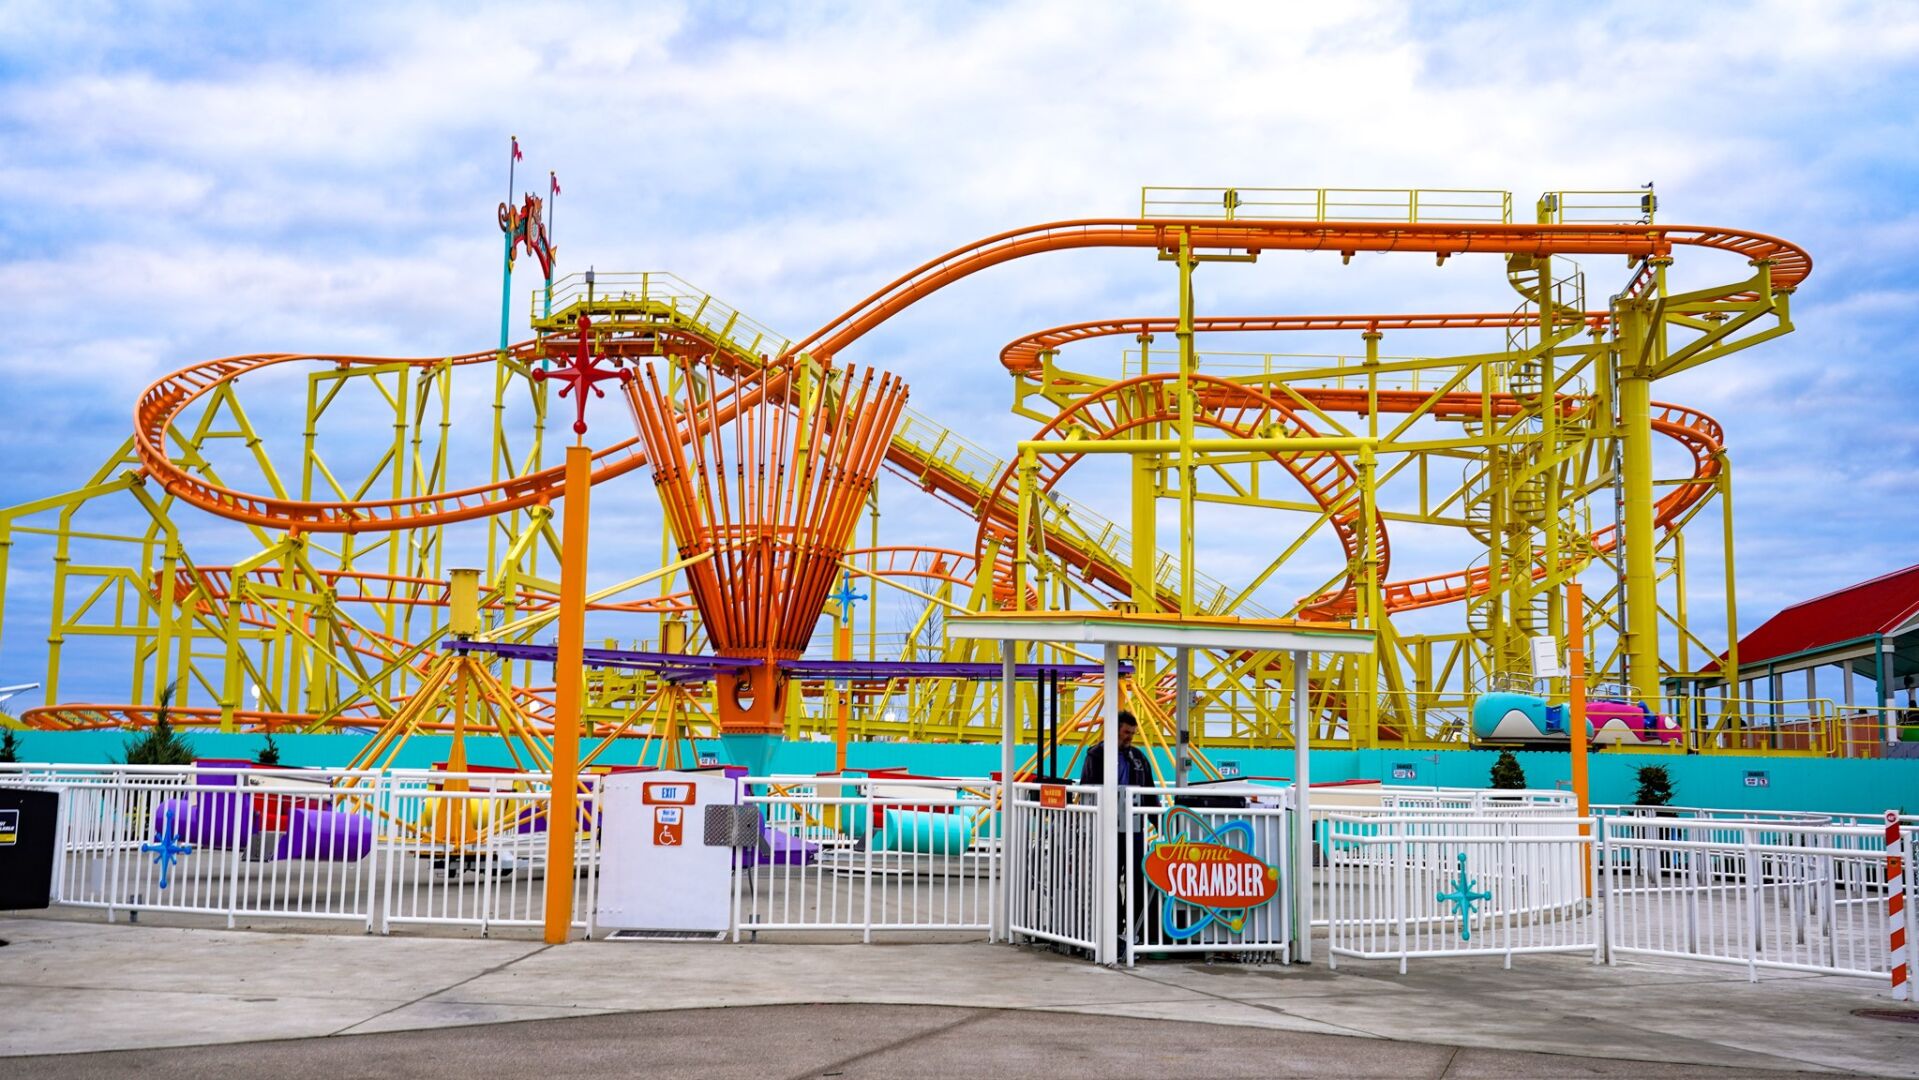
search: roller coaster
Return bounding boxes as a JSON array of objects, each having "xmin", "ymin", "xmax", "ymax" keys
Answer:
[{"xmin": 0, "ymin": 184, "xmax": 1861, "ymax": 761}]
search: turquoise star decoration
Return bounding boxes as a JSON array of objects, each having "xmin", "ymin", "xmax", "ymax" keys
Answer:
[
  {"xmin": 141, "ymin": 823, "xmax": 194, "ymax": 890},
  {"xmin": 1436, "ymin": 852, "xmax": 1493, "ymax": 940},
  {"xmin": 827, "ymin": 571, "xmax": 866, "ymax": 628}
]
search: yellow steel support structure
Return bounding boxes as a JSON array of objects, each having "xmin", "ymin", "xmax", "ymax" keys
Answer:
[{"xmin": 0, "ymin": 186, "xmax": 1823, "ymax": 764}]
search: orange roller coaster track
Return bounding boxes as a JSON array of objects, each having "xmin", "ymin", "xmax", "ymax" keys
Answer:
[
  {"xmin": 789, "ymin": 218, "xmax": 1807, "ymax": 362},
  {"xmin": 987, "ymin": 312, "xmax": 1726, "ymax": 616}
]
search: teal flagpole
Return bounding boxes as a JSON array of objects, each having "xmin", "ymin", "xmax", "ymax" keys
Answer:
[
  {"xmin": 544, "ymin": 170, "xmax": 558, "ymax": 323},
  {"xmin": 499, "ymin": 135, "xmax": 521, "ymax": 361}
]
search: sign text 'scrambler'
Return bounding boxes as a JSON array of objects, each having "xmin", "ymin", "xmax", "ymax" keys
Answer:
[
  {"xmin": 1147, "ymin": 838, "xmax": 1280, "ymax": 908},
  {"xmin": 1143, "ymin": 809, "xmax": 1281, "ymax": 939}
]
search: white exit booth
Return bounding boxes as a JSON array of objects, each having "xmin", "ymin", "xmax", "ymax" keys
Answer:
[
  {"xmin": 597, "ymin": 770, "xmax": 738, "ymax": 934},
  {"xmin": 947, "ymin": 611, "xmax": 1375, "ymax": 966}
]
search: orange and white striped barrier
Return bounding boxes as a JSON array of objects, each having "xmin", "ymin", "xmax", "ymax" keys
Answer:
[{"xmin": 1892, "ymin": 810, "xmax": 1911, "ymax": 1001}]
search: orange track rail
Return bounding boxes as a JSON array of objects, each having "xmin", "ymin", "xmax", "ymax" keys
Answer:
[
  {"xmin": 999, "ymin": 312, "xmax": 1612, "ymax": 375},
  {"xmin": 788, "ymin": 218, "xmax": 1807, "ymax": 363},
  {"xmin": 983, "ymin": 313, "xmax": 1725, "ymax": 615}
]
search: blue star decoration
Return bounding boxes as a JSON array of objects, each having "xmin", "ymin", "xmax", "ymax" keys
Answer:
[
  {"xmin": 1436, "ymin": 852, "xmax": 1493, "ymax": 940},
  {"xmin": 827, "ymin": 571, "xmax": 866, "ymax": 628},
  {"xmin": 1144, "ymin": 808, "xmax": 1281, "ymax": 941},
  {"xmin": 141, "ymin": 822, "xmax": 194, "ymax": 891}
]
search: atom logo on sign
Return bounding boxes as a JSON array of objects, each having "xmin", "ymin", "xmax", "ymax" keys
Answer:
[{"xmin": 1145, "ymin": 808, "xmax": 1280, "ymax": 939}]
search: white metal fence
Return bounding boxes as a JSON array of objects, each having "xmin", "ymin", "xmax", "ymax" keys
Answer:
[
  {"xmin": 1324, "ymin": 814, "xmax": 1599, "ymax": 971},
  {"xmin": 1307, "ymin": 791, "xmax": 1578, "ymax": 930},
  {"xmin": 1005, "ymin": 781, "xmax": 1103, "ymax": 952},
  {"xmin": 1, "ymin": 764, "xmax": 597, "ymax": 936},
  {"xmin": 734, "ymin": 776, "xmax": 1000, "ymax": 939},
  {"xmin": 1599, "ymin": 815, "xmax": 1914, "ymax": 981},
  {"xmin": 8, "ymin": 764, "xmax": 1913, "ymax": 985}
]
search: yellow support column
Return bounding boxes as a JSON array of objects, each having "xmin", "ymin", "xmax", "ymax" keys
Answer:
[
  {"xmin": 1131, "ymin": 450, "xmax": 1160, "ymax": 613},
  {"xmin": 1013, "ymin": 448, "xmax": 1037, "ymax": 612},
  {"xmin": 1617, "ymin": 342, "xmax": 1661, "ymax": 700},
  {"xmin": 1567, "ymin": 582, "xmax": 1591, "ymax": 895},
  {"xmin": 1174, "ymin": 231, "xmax": 1198, "ymax": 618},
  {"xmin": 542, "ymin": 444, "xmax": 591, "ymax": 945},
  {"xmin": 1358, "ymin": 445, "xmax": 1380, "ymax": 746}
]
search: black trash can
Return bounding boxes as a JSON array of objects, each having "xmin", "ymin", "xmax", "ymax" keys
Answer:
[{"xmin": 0, "ymin": 788, "xmax": 59, "ymax": 910}]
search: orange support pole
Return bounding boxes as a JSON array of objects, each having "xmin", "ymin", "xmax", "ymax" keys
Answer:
[
  {"xmin": 835, "ymin": 621, "xmax": 852, "ymax": 773},
  {"xmin": 542, "ymin": 443, "xmax": 592, "ymax": 944},
  {"xmin": 1567, "ymin": 583, "xmax": 1591, "ymax": 895}
]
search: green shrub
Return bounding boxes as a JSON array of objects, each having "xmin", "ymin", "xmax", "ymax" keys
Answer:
[
  {"xmin": 0, "ymin": 726, "xmax": 19, "ymax": 764},
  {"xmin": 1634, "ymin": 765, "xmax": 1674, "ymax": 807},
  {"xmin": 256, "ymin": 734, "xmax": 281, "ymax": 767},
  {"xmin": 1489, "ymin": 749, "xmax": 1527, "ymax": 789}
]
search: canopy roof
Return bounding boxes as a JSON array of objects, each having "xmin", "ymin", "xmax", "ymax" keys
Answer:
[
  {"xmin": 1729, "ymin": 563, "xmax": 1919, "ymax": 673},
  {"xmin": 947, "ymin": 611, "xmax": 1374, "ymax": 654}
]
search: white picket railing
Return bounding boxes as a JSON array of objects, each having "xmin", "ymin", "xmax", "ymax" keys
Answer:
[
  {"xmin": 1307, "ymin": 793, "xmax": 1579, "ymax": 929},
  {"xmin": 1, "ymin": 764, "xmax": 597, "ymax": 936},
  {"xmin": 734, "ymin": 776, "xmax": 1000, "ymax": 939},
  {"xmin": 1599, "ymin": 815, "xmax": 1912, "ymax": 981},
  {"xmin": 1324, "ymin": 814, "xmax": 1599, "ymax": 971},
  {"xmin": 1004, "ymin": 781, "xmax": 1103, "ymax": 953},
  {"xmin": 9, "ymin": 764, "xmax": 1912, "ymax": 985}
]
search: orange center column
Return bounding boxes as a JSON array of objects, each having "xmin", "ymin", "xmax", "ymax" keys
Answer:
[{"xmin": 542, "ymin": 443, "xmax": 592, "ymax": 944}]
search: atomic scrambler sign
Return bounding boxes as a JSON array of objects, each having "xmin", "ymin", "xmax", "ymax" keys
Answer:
[{"xmin": 1144, "ymin": 808, "xmax": 1281, "ymax": 938}]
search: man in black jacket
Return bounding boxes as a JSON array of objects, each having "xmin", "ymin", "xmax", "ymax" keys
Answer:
[{"xmin": 1079, "ymin": 709, "xmax": 1159, "ymax": 949}]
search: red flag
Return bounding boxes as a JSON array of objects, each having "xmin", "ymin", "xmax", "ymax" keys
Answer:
[
  {"xmin": 512, "ymin": 136, "xmax": 523, "ymax": 161},
  {"xmin": 550, "ymin": 172, "xmax": 560, "ymax": 196}
]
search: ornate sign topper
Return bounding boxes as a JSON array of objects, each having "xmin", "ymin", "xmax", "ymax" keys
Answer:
[
  {"xmin": 499, "ymin": 192, "xmax": 555, "ymax": 279},
  {"xmin": 1145, "ymin": 808, "xmax": 1280, "ymax": 938}
]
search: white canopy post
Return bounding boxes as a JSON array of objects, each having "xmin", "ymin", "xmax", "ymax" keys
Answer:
[
  {"xmin": 999, "ymin": 646, "xmax": 1016, "ymax": 942},
  {"xmin": 1098, "ymin": 642, "xmax": 1121, "ymax": 965},
  {"xmin": 1293, "ymin": 647, "xmax": 1313, "ymax": 964}
]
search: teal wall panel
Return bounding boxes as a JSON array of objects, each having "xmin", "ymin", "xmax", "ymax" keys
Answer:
[{"xmin": 9, "ymin": 732, "xmax": 1912, "ymax": 816}]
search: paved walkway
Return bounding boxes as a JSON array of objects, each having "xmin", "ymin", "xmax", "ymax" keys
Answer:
[
  {"xmin": 1, "ymin": 915, "xmax": 1914, "ymax": 1077},
  {"xmin": 0, "ymin": 1004, "xmax": 1850, "ymax": 1079}
]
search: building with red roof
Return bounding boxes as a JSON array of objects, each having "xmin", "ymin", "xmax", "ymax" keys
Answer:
[{"xmin": 1717, "ymin": 563, "xmax": 1919, "ymax": 743}]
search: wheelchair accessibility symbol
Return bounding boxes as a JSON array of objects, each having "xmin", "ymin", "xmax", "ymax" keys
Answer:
[{"xmin": 653, "ymin": 806, "xmax": 685, "ymax": 846}]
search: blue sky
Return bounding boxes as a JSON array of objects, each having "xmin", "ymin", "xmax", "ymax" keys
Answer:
[{"xmin": 2, "ymin": 0, "xmax": 1917, "ymax": 702}]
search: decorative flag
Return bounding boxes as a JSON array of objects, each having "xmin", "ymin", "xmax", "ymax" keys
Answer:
[
  {"xmin": 550, "ymin": 172, "xmax": 560, "ymax": 196},
  {"xmin": 512, "ymin": 136, "xmax": 523, "ymax": 161}
]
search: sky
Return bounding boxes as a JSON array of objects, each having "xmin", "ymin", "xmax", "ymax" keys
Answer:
[{"xmin": 2, "ymin": 0, "xmax": 1917, "ymax": 702}]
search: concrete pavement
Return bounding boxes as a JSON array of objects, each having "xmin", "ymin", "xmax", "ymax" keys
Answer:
[
  {"xmin": 1, "ymin": 915, "xmax": 1915, "ymax": 1077},
  {"xmin": 0, "ymin": 1005, "xmax": 1851, "ymax": 1079}
]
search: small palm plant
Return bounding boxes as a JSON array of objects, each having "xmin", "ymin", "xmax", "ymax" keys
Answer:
[
  {"xmin": 123, "ymin": 682, "xmax": 195, "ymax": 765},
  {"xmin": 1634, "ymin": 765, "xmax": 1674, "ymax": 807}
]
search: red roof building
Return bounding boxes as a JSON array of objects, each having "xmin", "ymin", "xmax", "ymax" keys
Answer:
[{"xmin": 1721, "ymin": 563, "xmax": 1919, "ymax": 710}]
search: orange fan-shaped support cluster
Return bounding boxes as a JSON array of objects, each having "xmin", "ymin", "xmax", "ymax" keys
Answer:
[{"xmin": 630, "ymin": 357, "xmax": 909, "ymax": 733}]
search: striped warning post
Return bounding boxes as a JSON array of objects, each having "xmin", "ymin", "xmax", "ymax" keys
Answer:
[{"xmin": 1892, "ymin": 810, "xmax": 1911, "ymax": 1002}]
